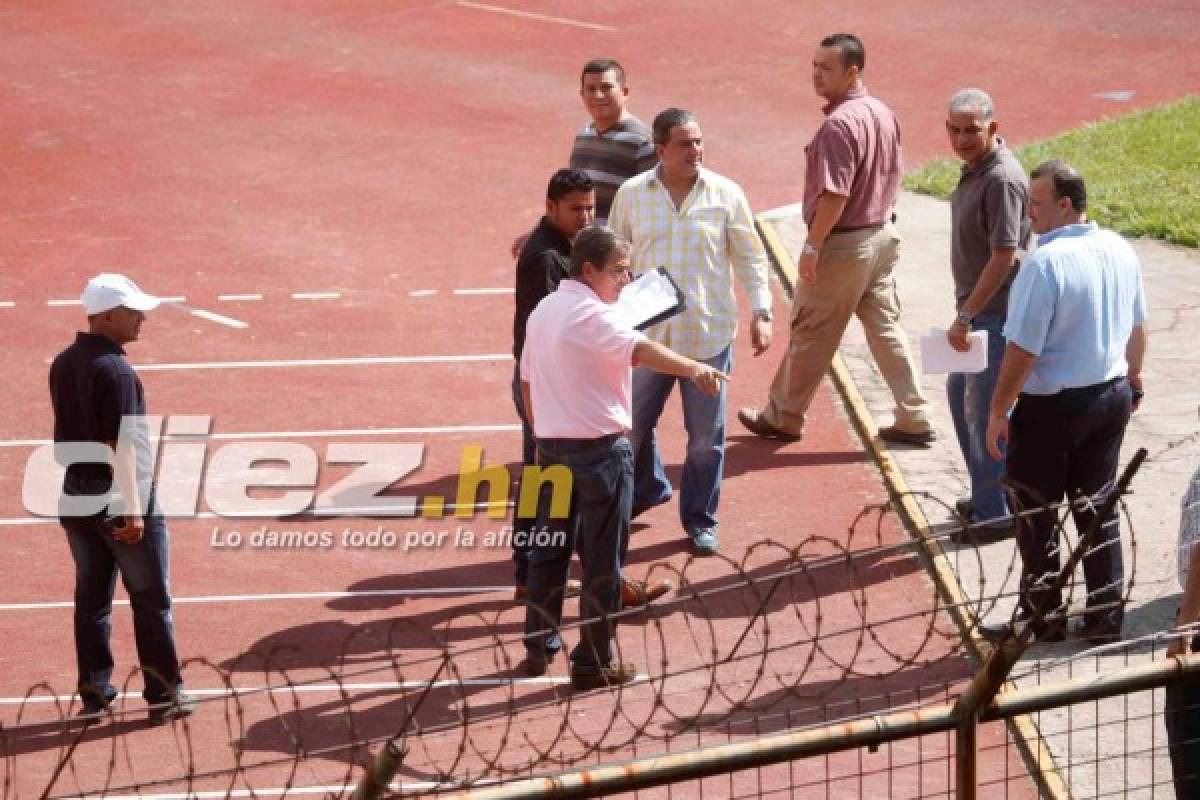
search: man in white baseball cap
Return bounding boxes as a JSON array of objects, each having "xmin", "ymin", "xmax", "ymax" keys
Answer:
[
  {"xmin": 80, "ymin": 272, "xmax": 161, "ymax": 315},
  {"xmin": 50, "ymin": 273, "xmax": 195, "ymax": 724}
]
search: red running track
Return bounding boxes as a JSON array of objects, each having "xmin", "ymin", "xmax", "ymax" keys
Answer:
[{"xmin": 3, "ymin": 1, "xmax": 1198, "ymax": 797}]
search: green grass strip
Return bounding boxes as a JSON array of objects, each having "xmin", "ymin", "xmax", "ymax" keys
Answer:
[{"xmin": 904, "ymin": 96, "xmax": 1200, "ymax": 248}]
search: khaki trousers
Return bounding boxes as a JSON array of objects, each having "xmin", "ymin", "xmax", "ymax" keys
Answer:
[{"xmin": 762, "ymin": 223, "xmax": 931, "ymax": 436}]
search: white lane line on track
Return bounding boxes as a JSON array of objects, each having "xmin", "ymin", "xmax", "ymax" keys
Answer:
[
  {"xmin": 455, "ymin": 0, "xmax": 616, "ymax": 31},
  {"xmin": 186, "ymin": 307, "xmax": 249, "ymax": 329},
  {"xmin": 217, "ymin": 293, "xmax": 263, "ymax": 301},
  {"xmin": 453, "ymin": 287, "xmax": 515, "ymax": 295},
  {"xmin": 60, "ymin": 781, "xmax": 475, "ymax": 800},
  {"xmin": 0, "ymin": 423, "xmax": 520, "ymax": 448},
  {"xmin": 1, "ymin": 586, "xmax": 513, "ymax": 611},
  {"xmin": 0, "ymin": 301, "xmax": 14, "ymax": 308},
  {"xmin": 49, "ymin": 296, "xmax": 188, "ymax": 307},
  {"xmin": 4, "ymin": 677, "xmax": 590, "ymax": 705},
  {"xmin": 0, "ymin": 501, "xmax": 515, "ymax": 527},
  {"xmin": 130, "ymin": 353, "xmax": 511, "ymax": 372},
  {"xmin": 409, "ymin": 288, "xmax": 438, "ymax": 297},
  {"xmin": 291, "ymin": 291, "xmax": 341, "ymax": 300}
]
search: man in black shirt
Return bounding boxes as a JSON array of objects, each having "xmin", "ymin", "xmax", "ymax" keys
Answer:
[
  {"xmin": 511, "ymin": 169, "xmax": 595, "ymax": 600},
  {"xmin": 50, "ymin": 273, "xmax": 195, "ymax": 725}
]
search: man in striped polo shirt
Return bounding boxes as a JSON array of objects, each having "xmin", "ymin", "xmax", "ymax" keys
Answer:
[
  {"xmin": 572, "ymin": 58, "xmax": 657, "ymax": 223},
  {"xmin": 511, "ymin": 58, "xmax": 656, "ymax": 256}
]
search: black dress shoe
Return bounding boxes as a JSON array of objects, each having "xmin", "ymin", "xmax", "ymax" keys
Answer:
[
  {"xmin": 979, "ymin": 615, "xmax": 1065, "ymax": 644},
  {"xmin": 1067, "ymin": 617, "xmax": 1122, "ymax": 644}
]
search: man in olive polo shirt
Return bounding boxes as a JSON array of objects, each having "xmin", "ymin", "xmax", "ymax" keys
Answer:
[
  {"xmin": 943, "ymin": 88, "xmax": 1031, "ymax": 537},
  {"xmin": 50, "ymin": 273, "xmax": 195, "ymax": 725}
]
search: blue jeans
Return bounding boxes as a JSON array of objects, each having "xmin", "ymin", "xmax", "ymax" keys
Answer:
[
  {"xmin": 523, "ymin": 435, "xmax": 632, "ymax": 670},
  {"xmin": 629, "ymin": 344, "xmax": 732, "ymax": 534},
  {"xmin": 946, "ymin": 313, "xmax": 1009, "ymax": 523},
  {"xmin": 60, "ymin": 477, "xmax": 182, "ymax": 705},
  {"xmin": 510, "ymin": 366, "xmax": 536, "ymax": 584}
]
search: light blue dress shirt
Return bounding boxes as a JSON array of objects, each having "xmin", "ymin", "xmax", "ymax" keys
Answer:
[{"xmin": 1003, "ymin": 222, "xmax": 1147, "ymax": 396}]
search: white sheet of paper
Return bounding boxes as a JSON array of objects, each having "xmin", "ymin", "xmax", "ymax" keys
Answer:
[
  {"xmin": 610, "ymin": 268, "xmax": 681, "ymax": 330},
  {"xmin": 920, "ymin": 328, "xmax": 988, "ymax": 374}
]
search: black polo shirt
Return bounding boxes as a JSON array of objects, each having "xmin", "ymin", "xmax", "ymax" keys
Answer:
[
  {"xmin": 49, "ymin": 332, "xmax": 146, "ymax": 483},
  {"xmin": 513, "ymin": 216, "xmax": 572, "ymax": 360}
]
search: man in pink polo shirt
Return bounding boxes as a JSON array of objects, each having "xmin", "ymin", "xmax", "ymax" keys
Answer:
[
  {"xmin": 738, "ymin": 33, "xmax": 933, "ymax": 447},
  {"xmin": 520, "ymin": 226, "xmax": 726, "ymax": 690}
]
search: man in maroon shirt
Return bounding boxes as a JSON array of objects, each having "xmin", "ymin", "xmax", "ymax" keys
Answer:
[{"xmin": 739, "ymin": 33, "xmax": 933, "ymax": 446}]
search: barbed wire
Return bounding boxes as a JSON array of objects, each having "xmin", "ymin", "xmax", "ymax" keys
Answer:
[{"xmin": 0, "ymin": 458, "xmax": 1174, "ymax": 800}]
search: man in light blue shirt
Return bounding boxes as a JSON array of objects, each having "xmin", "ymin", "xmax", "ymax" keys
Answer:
[{"xmin": 981, "ymin": 160, "xmax": 1147, "ymax": 644}]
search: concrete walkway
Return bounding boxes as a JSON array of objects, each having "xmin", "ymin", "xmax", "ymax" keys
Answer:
[{"xmin": 764, "ymin": 191, "xmax": 1200, "ymax": 798}]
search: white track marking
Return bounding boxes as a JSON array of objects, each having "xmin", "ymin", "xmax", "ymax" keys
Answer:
[
  {"xmin": 0, "ymin": 301, "xmax": 13, "ymax": 308},
  {"xmin": 130, "ymin": 353, "xmax": 511, "ymax": 371},
  {"xmin": 408, "ymin": 289, "xmax": 438, "ymax": 297},
  {"xmin": 455, "ymin": 0, "xmax": 616, "ymax": 31},
  {"xmin": 3, "ymin": 676, "xmax": 591, "ymax": 705},
  {"xmin": 187, "ymin": 308, "xmax": 249, "ymax": 329},
  {"xmin": 291, "ymin": 291, "xmax": 341, "ymax": 300},
  {"xmin": 0, "ymin": 500, "xmax": 515, "ymax": 527},
  {"xmin": 48, "ymin": 296, "xmax": 186, "ymax": 307},
  {"xmin": 58, "ymin": 780, "xmax": 484, "ymax": 800},
  {"xmin": 0, "ymin": 423, "xmax": 520, "ymax": 448},
  {"xmin": 452, "ymin": 287, "xmax": 515, "ymax": 295},
  {"xmin": 1, "ymin": 586, "xmax": 514, "ymax": 611},
  {"xmin": 217, "ymin": 293, "xmax": 263, "ymax": 301}
]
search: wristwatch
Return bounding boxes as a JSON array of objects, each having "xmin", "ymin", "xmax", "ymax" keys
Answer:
[
  {"xmin": 753, "ymin": 309, "xmax": 773, "ymax": 323},
  {"xmin": 954, "ymin": 310, "xmax": 973, "ymax": 326}
]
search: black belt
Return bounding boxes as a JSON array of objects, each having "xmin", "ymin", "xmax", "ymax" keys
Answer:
[
  {"xmin": 831, "ymin": 212, "xmax": 896, "ymax": 235},
  {"xmin": 1020, "ymin": 376, "xmax": 1125, "ymax": 405},
  {"xmin": 537, "ymin": 433, "xmax": 623, "ymax": 448}
]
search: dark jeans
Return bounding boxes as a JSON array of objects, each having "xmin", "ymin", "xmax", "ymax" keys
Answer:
[
  {"xmin": 630, "ymin": 344, "xmax": 732, "ymax": 534},
  {"xmin": 60, "ymin": 477, "xmax": 182, "ymax": 705},
  {"xmin": 510, "ymin": 366, "xmax": 537, "ymax": 584},
  {"xmin": 1005, "ymin": 378, "xmax": 1132, "ymax": 629},
  {"xmin": 1166, "ymin": 637, "xmax": 1200, "ymax": 797},
  {"xmin": 523, "ymin": 434, "xmax": 632, "ymax": 671}
]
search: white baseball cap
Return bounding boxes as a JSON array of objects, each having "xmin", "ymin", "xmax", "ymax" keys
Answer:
[{"xmin": 80, "ymin": 273, "xmax": 161, "ymax": 315}]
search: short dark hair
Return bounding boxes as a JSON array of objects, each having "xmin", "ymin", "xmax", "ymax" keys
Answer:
[
  {"xmin": 570, "ymin": 225, "xmax": 629, "ymax": 278},
  {"xmin": 820, "ymin": 33, "xmax": 865, "ymax": 72},
  {"xmin": 547, "ymin": 169, "xmax": 594, "ymax": 202},
  {"xmin": 652, "ymin": 108, "xmax": 698, "ymax": 145},
  {"xmin": 581, "ymin": 58, "xmax": 626, "ymax": 88},
  {"xmin": 1031, "ymin": 160, "xmax": 1088, "ymax": 212}
]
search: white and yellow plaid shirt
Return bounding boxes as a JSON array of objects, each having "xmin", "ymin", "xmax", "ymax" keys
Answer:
[{"xmin": 608, "ymin": 166, "xmax": 771, "ymax": 361}]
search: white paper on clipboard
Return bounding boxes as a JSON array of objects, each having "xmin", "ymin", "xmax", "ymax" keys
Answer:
[
  {"xmin": 920, "ymin": 327, "xmax": 988, "ymax": 374},
  {"xmin": 610, "ymin": 267, "xmax": 685, "ymax": 331}
]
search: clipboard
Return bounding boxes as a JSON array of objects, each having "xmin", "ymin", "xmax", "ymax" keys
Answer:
[{"xmin": 611, "ymin": 266, "xmax": 687, "ymax": 331}]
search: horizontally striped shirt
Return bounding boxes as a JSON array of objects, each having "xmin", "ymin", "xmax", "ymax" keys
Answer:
[
  {"xmin": 570, "ymin": 116, "xmax": 656, "ymax": 222},
  {"xmin": 608, "ymin": 166, "xmax": 772, "ymax": 361}
]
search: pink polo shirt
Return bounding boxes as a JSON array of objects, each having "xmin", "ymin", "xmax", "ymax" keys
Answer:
[
  {"xmin": 803, "ymin": 86, "xmax": 902, "ymax": 229},
  {"xmin": 519, "ymin": 279, "xmax": 646, "ymax": 439}
]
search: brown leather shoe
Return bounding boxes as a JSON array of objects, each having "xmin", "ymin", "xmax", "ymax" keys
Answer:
[
  {"xmin": 877, "ymin": 425, "xmax": 936, "ymax": 447},
  {"xmin": 621, "ymin": 578, "xmax": 673, "ymax": 607},
  {"xmin": 570, "ymin": 661, "xmax": 639, "ymax": 691},
  {"xmin": 737, "ymin": 408, "xmax": 801, "ymax": 442},
  {"xmin": 514, "ymin": 578, "xmax": 582, "ymax": 603}
]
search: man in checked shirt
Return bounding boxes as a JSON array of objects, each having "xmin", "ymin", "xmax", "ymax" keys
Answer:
[{"xmin": 608, "ymin": 108, "xmax": 773, "ymax": 556}]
